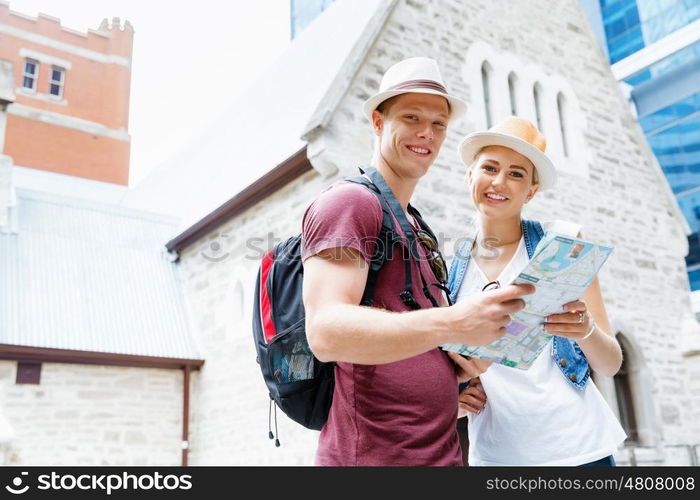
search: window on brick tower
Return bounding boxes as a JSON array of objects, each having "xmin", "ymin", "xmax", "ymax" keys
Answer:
[
  {"xmin": 22, "ymin": 58, "xmax": 39, "ymax": 92},
  {"xmin": 50, "ymin": 66, "xmax": 65, "ymax": 98}
]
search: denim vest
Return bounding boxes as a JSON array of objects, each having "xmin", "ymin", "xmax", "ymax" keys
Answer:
[{"xmin": 447, "ymin": 219, "xmax": 590, "ymax": 390}]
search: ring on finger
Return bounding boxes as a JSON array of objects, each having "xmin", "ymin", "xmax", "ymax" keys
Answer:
[{"xmin": 577, "ymin": 312, "xmax": 585, "ymax": 324}]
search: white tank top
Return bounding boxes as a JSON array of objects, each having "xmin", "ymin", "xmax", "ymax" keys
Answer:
[{"xmin": 456, "ymin": 220, "xmax": 627, "ymax": 465}]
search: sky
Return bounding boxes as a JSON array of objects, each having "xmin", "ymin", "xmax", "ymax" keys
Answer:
[{"xmin": 8, "ymin": 0, "xmax": 293, "ymax": 185}]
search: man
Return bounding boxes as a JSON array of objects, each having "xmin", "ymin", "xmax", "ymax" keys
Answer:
[{"xmin": 302, "ymin": 57, "xmax": 533, "ymax": 466}]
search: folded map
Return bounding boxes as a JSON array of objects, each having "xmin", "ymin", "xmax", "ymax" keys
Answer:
[{"xmin": 441, "ymin": 232, "xmax": 614, "ymax": 370}]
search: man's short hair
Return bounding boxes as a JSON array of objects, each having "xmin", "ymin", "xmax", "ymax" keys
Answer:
[
  {"xmin": 374, "ymin": 94, "xmax": 452, "ymax": 117},
  {"xmin": 375, "ymin": 95, "xmax": 400, "ymax": 116}
]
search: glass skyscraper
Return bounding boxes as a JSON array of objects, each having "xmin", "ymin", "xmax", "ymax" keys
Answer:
[{"xmin": 582, "ymin": 0, "xmax": 700, "ymax": 290}]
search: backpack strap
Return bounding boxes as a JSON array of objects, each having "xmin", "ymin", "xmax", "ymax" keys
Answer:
[
  {"xmin": 344, "ymin": 175, "xmax": 401, "ymax": 307},
  {"xmin": 352, "ymin": 168, "xmax": 420, "ymax": 309},
  {"xmin": 356, "ymin": 166, "xmax": 442, "ymax": 309}
]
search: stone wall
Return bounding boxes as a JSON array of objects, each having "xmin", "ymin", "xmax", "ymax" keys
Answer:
[
  {"xmin": 181, "ymin": 170, "xmax": 326, "ymax": 465},
  {"xmin": 0, "ymin": 361, "xmax": 184, "ymax": 465}
]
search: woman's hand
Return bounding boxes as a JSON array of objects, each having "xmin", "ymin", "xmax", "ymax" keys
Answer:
[
  {"xmin": 542, "ymin": 299, "xmax": 595, "ymax": 341},
  {"xmin": 458, "ymin": 377, "xmax": 487, "ymax": 417},
  {"xmin": 544, "ymin": 278, "xmax": 622, "ymax": 376},
  {"xmin": 447, "ymin": 351, "xmax": 492, "ymax": 383}
]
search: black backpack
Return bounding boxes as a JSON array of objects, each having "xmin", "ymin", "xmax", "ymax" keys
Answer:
[{"xmin": 252, "ymin": 167, "xmax": 446, "ymax": 444}]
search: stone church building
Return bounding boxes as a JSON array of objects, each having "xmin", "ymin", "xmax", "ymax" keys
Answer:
[
  {"xmin": 139, "ymin": 0, "xmax": 699, "ymax": 465},
  {"xmin": 2, "ymin": 0, "xmax": 699, "ymax": 465}
]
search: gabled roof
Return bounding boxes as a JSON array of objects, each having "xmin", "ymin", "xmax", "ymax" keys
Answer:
[
  {"xmin": 123, "ymin": 0, "xmax": 396, "ymax": 234},
  {"xmin": 0, "ymin": 167, "xmax": 202, "ymax": 362}
]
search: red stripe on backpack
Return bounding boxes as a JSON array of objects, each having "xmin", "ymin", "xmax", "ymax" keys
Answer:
[{"xmin": 260, "ymin": 249, "xmax": 276, "ymax": 343}]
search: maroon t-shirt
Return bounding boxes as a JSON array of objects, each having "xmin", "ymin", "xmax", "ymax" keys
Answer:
[{"xmin": 302, "ymin": 181, "xmax": 462, "ymax": 466}]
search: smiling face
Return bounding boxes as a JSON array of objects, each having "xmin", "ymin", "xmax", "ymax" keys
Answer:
[
  {"xmin": 371, "ymin": 92, "xmax": 450, "ymax": 179},
  {"xmin": 467, "ymin": 145, "xmax": 540, "ymax": 220}
]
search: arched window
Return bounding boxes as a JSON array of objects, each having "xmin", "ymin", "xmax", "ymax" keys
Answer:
[
  {"xmin": 614, "ymin": 335, "xmax": 639, "ymax": 444},
  {"xmin": 533, "ymin": 82, "xmax": 544, "ymax": 132},
  {"xmin": 557, "ymin": 92, "xmax": 569, "ymax": 157},
  {"xmin": 508, "ymin": 72, "xmax": 518, "ymax": 116},
  {"xmin": 481, "ymin": 61, "xmax": 494, "ymax": 128}
]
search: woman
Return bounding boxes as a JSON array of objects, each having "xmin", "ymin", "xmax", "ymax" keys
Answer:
[{"xmin": 448, "ymin": 116, "xmax": 627, "ymax": 466}]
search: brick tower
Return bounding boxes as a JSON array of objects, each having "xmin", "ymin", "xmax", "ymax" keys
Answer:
[{"xmin": 0, "ymin": 2, "xmax": 133, "ymax": 185}]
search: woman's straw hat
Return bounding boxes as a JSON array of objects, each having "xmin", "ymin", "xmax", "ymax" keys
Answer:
[{"xmin": 459, "ymin": 116, "xmax": 556, "ymax": 190}]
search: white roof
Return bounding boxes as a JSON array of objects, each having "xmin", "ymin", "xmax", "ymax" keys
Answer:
[
  {"xmin": 0, "ymin": 166, "xmax": 201, "ymax": 360},
  {"xmin": 123, "ymin": 0, "xmax": 389, "ymax": 230}
]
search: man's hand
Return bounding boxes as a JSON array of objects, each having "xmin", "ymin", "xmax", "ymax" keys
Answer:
[
  {"xmin": 458, "ymin": 377, "xmax": 487, "ymax": 417},
  {"xmin": 445, "ymin": 284, "xmax": 535, "ymax": 346}
]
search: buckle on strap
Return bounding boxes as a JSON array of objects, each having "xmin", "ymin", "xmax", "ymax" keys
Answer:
[{"xmin": 400, "ymin": 290, "xmax": 421, "ymax": 310}]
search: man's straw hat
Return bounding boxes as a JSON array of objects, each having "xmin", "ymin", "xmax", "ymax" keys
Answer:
[{"xmin": 362, "ymin": 57, "xmax": 467, "ymax": 123}]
